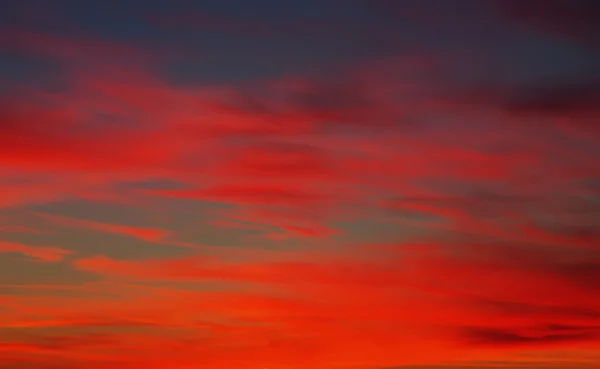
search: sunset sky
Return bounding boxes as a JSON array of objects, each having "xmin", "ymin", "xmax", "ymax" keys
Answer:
[{"xmin": 0, "ymin": 0, "xmax": 599, "ymax": 368}]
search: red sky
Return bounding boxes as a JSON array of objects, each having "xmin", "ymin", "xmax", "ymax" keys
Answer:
[{"xmin": 1, "ymin": 0, "xmax": 599, "ymax": 368}]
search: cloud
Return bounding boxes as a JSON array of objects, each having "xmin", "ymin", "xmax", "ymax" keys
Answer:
[
  {"xmin": 0, "ymin": 241, "xmax": 72, "ymax": 262},
  {"xmin": 504, "ymin": 81, "xmax": 600, "ymax": 118},
  {"xmin": 153, "ymin": 184, "xmax": 332, "ymax": 207},
  {"xmin": 33, "ymin": 213, "xmax": 171, "ymax": 243},
  {"xmin": 0, "ymin": 28, "xmax": 154, "ymax": 65},
  {"xmin": 496, "ymin": 0, "xmax": 600, "ymax": 47},
  {"xmin": 461, "ymin": 325, "xmax": 600, "ymax": 347}
]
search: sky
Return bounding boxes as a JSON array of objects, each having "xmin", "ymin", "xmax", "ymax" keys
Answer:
[{"xmin": 0, "ymin": 0, "xmax": 599, "ymax": 368}]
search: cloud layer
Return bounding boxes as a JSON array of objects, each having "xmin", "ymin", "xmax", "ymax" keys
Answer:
[{"xmin": 0, "ymin": 1, "xmax": 598, "ymax": 368}]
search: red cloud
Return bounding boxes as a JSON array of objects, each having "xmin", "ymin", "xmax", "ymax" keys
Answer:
[
  {"xmin": 0, "ymin": 241, "xmax": 72, "ymax": 262},
  {"xmin": 33, "ymin": 213, "xmax": 170, "ymax": 243},
  {"xmin": 154, "ymin": 184, "xmax": 331, "ymax": 206}
]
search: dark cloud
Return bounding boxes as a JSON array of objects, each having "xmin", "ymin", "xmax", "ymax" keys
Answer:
[
  {"xmin": 496, "ymin": 0, "xmax": 600, "ymax": 47},
  {"xmin": 384, "ymin": 363, "xmax": 600, "ymax": 369},
  {"xmin": 505, "ymin": 81, "xmax": 600, "ymax": 119},
  {"xmin": 548, "ymin": 260, "xmax": 600, "ymax": 291},
  {"xmin": 461, "ymin": 325, "xmax": 598, "ymax": 346},
  {"xmin": 443, "ymin": 79, "xmax": 600, "ymax": 133},
  {"xmin": 474, "ymin": 297, "xmax": 600, "ymax": 321}
]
